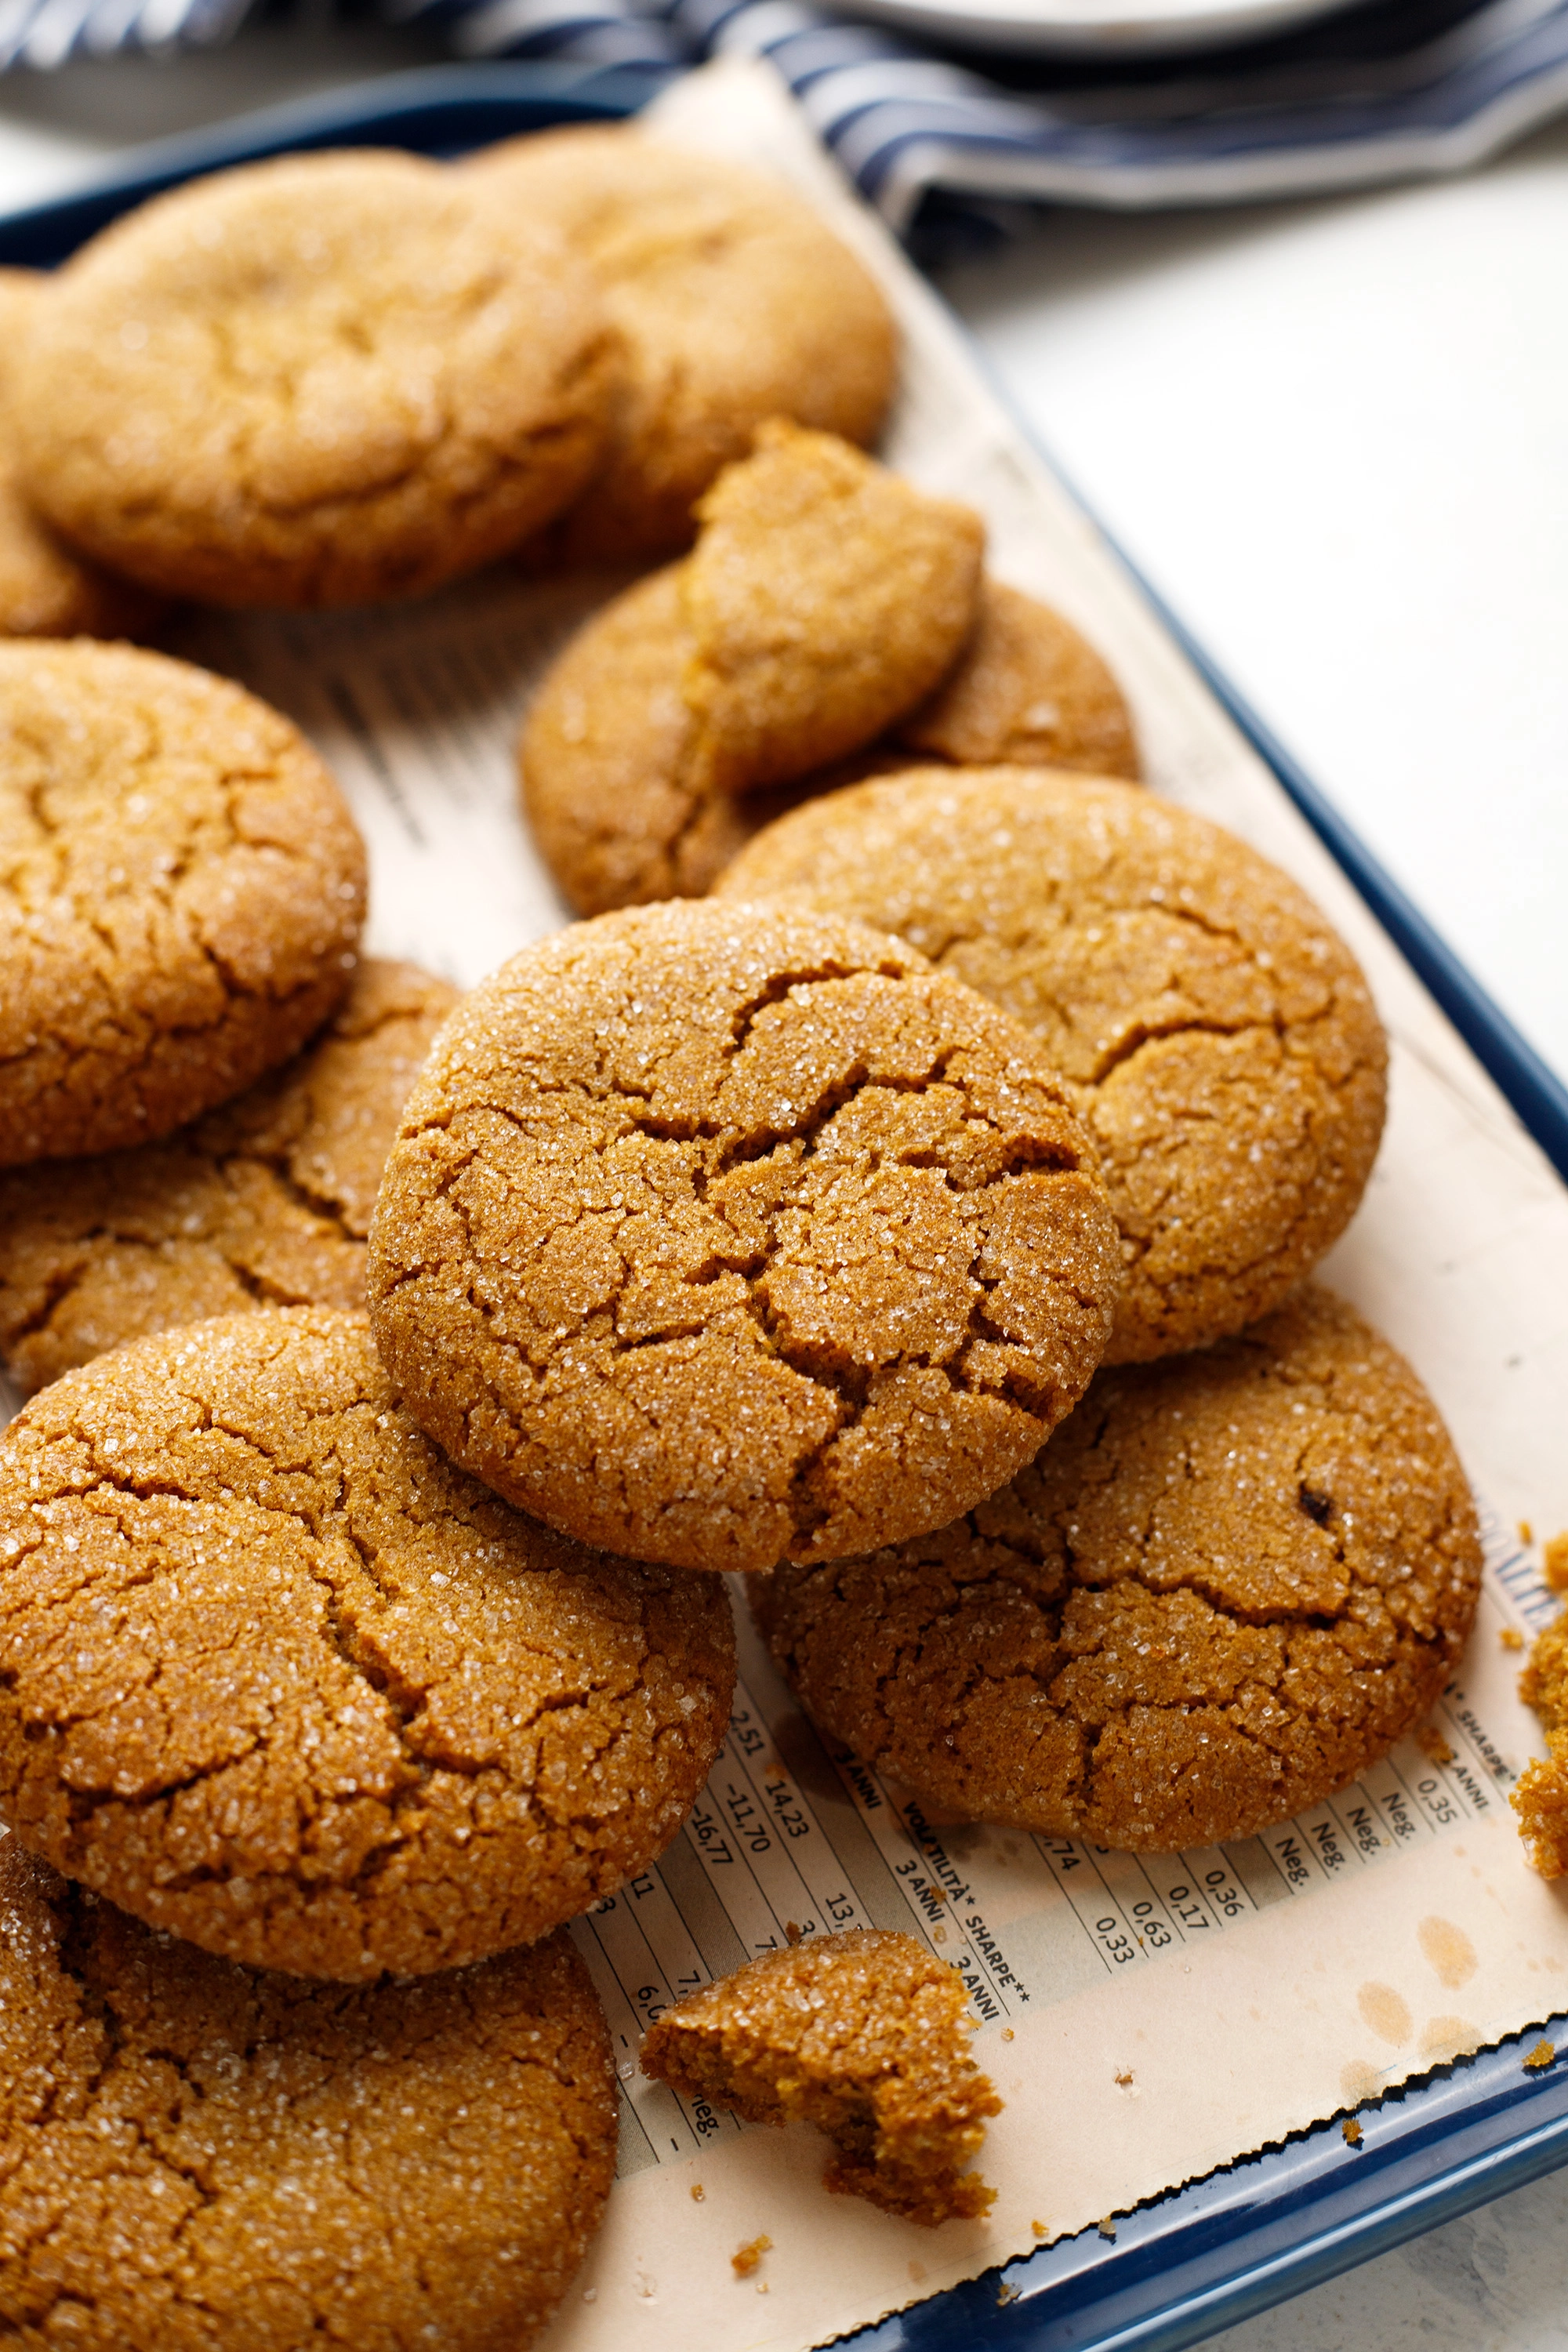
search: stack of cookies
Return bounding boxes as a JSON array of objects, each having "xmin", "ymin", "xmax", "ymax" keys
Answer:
[
  {"xmin": 0, "ymin": 136, "xmax": 898, "ymax": 629},
  {"xmin": 0, "ymin": 633, "xmax": 745, "ymax": 2347},
  {"xmin": 0, "ymin": 115, "xmax": 1493, "ymax": 2347}
]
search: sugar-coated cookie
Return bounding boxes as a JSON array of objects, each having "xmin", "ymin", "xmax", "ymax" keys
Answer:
[
  {"xmin": 0, "ymin": 959, "xmax": 456, "ymax": 1394},
  {"xmin": 895, "ymin": 577, "xmax": 1138, "ymax": 779},
  {"xmin": 684, "ymin": 420, "xmax": 982, "ymax": 794},
  {"xmin": 641, "ymin": 1928, "xmax": 999, "ymax": 2225},
  {"xmin": 16, "ymin": 151, "xmax": 618, "ymax": 608},
  {"xmin": 469, "ymin": 127, "xmax": 897, "ymax": 561},
  {"xmin": 753, "ymin": 1285, "xmax": 1483, "ymax": 1851},
  {"xmin": 0, "ymin": 1308, "xmax": 735, "ymax": 1979},
  {"xmin": 368, "ymin": 901, "xmax": 1122, "ymax": 1575},
  {"xmin": 0, "ymin": 642, "xmax": 365, "ymax": 1167},
  {"xmin": 521, "ymin": 569, "xmax": 1134, "ymax": 918},
  {"xmin": 0, "ymin": 1842, "xmax": 615, "ymax": 2352},
  {"xmin": 0, "ymin": 270, "xmax": 163, "ymax": 642},
  {"xmin": 719, "ymin": 767, "xmax": 1386, "ymax": 1360}
]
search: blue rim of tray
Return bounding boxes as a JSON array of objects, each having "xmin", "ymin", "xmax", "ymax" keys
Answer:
[{"xmin": 2, "ymin": 63, "xmax": 1565, "ymax": 2352}]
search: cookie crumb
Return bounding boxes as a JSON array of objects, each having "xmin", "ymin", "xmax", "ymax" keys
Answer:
[
  {"xmin": 1416, "ymin": 1724, "xmax": 1456, "ymax": 1767},
  {"xmin": 1114, "ymin": 2068, "xmax": 1134, "ymax": 2087},
  {"xmin": 732, "ymin": 2235, "xmax": 771, "ymax": 2278},
  {"xmin": 1098, "ymin": 2216, "xmax": 1117, "ymax": 2241},
  {"xmin": 785, "ymin": 1921, "xmax": 804, "ymax": 1946},
  {"xmin": 1523, "ymin": 2040, "xmax": 1557, "ymax": 2071},
  {"xmin": 691, "ymin": 2184, "xmax": 705, "ymax": 2202},
  {"xmin": 642, "ymin": 1929, "xmax": 1000, "ymax": 2226},
  {"xmin": 1342, "ymin": 2118, "xmax": 1363, "ymax": 2147},
  {"xmin": 1513, "ymin": 1747, "xmax": 1568, "ymax": 1879},
  {"xmin": 996, "ymin": 2280, "xmax": 1021, "ymax": 2306},
  {"xmin": 1501, "ymin": 1628, "xmax": 1526, "ymax": 1651},
  {"xmin": 1512, "ymin": 1611, "xmax": 1568, "ymax": 1877},
  {"xmin": 1030, "ymin": 2220, "xmax": 1049, "ymax": 2241},
  {"xmin": 1519, "ymin": 1521, "xmax": 1534, "ymax": 1545},
  {"xmin": 1001, "ymin": 2027, "xmax": 1014, "ymax": 2042},
  {"xmin": 1544, "ymin": 1533, "xmax": 1568, "ymax": 1592}
]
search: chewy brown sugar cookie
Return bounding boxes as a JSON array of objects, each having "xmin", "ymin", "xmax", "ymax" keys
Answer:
[
  {"xmin": 0, "ymin": 641, "xmax": 365, "ymax": 1168},
  {"xmin": 0, "ymin": 270, "xmax": 163, "ymax": 642},
  {"xmin": 368, "ymin": 901, "xmax": 1121, "ymax": 1574},
  {"xmin": 754, "ymin": 1285, "xmax": 1483, "ymax": 1851},
  {"xmin": 522, "ymin": 570, "xmax": 1133, "ymax": 918},
  {"xmin": 0, "ymin": 1308, "xmax": 735, "ymax": 1980},
  {"xmin": 16, "ymin": 151, "xmax": 617, "ymax": 608},
  {"xmin": 0, "ymin": 958, "xmax": 456, "ymax": 1395},
  {"xmin": 469, "ymin": 127, "xmax": 897, "ymax": 561},
  {"xmin": 719, "ymin": 767, "xmax": 1387, "ymax": 1360},
  {"xmin": 0, "ymin": 1842, "xmax": 615, "ymax": 2352},
  {"xmin": 641, "ymin": 1928, "xmax": 1000, "ymax": 2225}
]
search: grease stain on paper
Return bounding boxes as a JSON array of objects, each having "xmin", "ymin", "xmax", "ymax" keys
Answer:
[
  {"xmin": 1356, "ymin": 1983, "xmax": 1413, "ymax": 2045},
  {"xmin": 1417, "ymin": 1916, "xmax": 1478, "ymax": 1989},
  {"xmin": 1420, "ymin": 2015, "xmax": 1483, "ymax": 2063},
  {"xmin": 1341, "ymin": 2059, "xmax": 1384, "ymax": 2103}
]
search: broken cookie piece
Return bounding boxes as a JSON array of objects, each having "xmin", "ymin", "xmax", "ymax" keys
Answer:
[
  {"xmin": 520, "ymin": 570, "xmax": 1136, "ymax": 920},
  {"xmin": 640, "ymin": 1927, "xmax": 1000, "ymax": 2225},
  {"xmin": 683, "ymin": 420, "xmax": 984, "ymax": 796}
]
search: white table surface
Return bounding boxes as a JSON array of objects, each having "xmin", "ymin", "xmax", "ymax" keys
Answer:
[{"xmin": 1, "ymin": 31, "xmax": 1565, "ymax": 2349}]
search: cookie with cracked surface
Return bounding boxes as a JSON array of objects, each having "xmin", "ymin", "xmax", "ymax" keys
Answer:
[
  {"xmin": 521, "ymin": 570, "xmax": 1133, "ymax": 918},
  {"xmin": 753, "ymin": 1284, "xmax": 1483, "ymax": 1850},
  {"xmin": 1512, "ymin": 1608, "xmax": 1568, "ymax": 1878},
  {"xmin": 894, "ymin": 578, "xmax": 1140, "ymax": 780},
  {"xmin": 16, "ymin": 151, "xmax": 617, "ymax": 608},
  {"xmin": 0, "ymin": 1842, "xmax": 615, "ymax": 2352},
  {"xmin": 684, "ymin": 420, "xmax": 983, "ymax": 796},
  {"xmin": 0, "ymin": 270, "xmax": 164, "ymax": 641},
  {"xmin": 0, "ymin": 1307, "xmax": 735, "ymax": 1979},
  {"xmin": 367, "ymin": 900, "xmax": 1121, "ymax": 1576},
  {"xmin": 520, "ymin": 562, "xmax": 904, "ymax": 918},
  {"xmin": 719, "ymin": 766, "xmax": 1387, "ymax": 1360},
  {"xmin": 0, "ymin": 958, "xmax": 456, "ymax": 1396},
  {"xmin": 640, "ymin": 1927, "xmax": 998, "ymax": 2224},
  {"xmin": 467, "ymin": 127, "xmax": 897, "ymax": 563},
  {"xmin": 0, "ymin": 641, "xmax": 365, "ymax": 1168}
]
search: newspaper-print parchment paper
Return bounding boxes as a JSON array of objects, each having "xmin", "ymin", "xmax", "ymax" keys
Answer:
[{"xmin": 36, "ymin": 55, "xmax": 1563, "ymax": 2352}]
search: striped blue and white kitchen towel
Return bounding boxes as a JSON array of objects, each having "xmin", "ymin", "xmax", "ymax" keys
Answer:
[{"xmin": 397, "ymin": 0, "xmax": 1568, "ymax": 232}]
